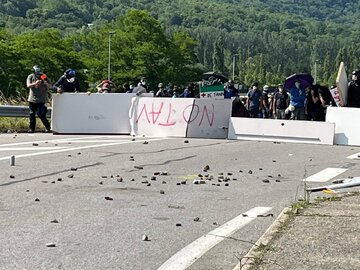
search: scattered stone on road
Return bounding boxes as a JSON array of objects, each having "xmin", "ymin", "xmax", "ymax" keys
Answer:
[
  {"xmin": 225, "ymin": 183, "xmax": 229, "ymax": 187},
  {"xmin": 46, "ymin": 243, "xmax": 56, "ymax": 248},
  {"xmin": 105, "ymin": 196, "xmax": 113, "ymax": 201},
  {"xmin": 117, "ymin": 178, "xmax": 123, "ymax": 182},
  {"xmin": 142, "ymin": 235, "xmax": 149, "ymax": 241},
  {"xmin": 151, "ymin": 176, "xmax": 157, "ymax": 181},
  {"xmin": 154, "ymin": 172, "xmax": 161, "ymax": 175},
  {"xmin": 176, "ymin": 223, "xmax": 182, "ymax": 227},
  {"xmin": 203, "ymin": 165, "xmax": 210, "ymax": 172},
  {"xmin": 161, "ymin": 171, "xmax": 169, "ymax": 176},
  {"xmin": 143, "ymin": 141, "xmax": 149, "ymax": 145},
  {"xmin": 32, "ymin": 143, "xmax": 39, "ymax": 146},
  {"xmin": 50, "ymin": 219, "xmax": 59, "ymax": 223},
  {"xmin": 99, "ymin": 181, "xmax": 104, "ymax": 185},
  {"xmin": 276, "ymin": 179, "xmax": 281, "ymax": 183},
  {"xmin": 193, "ymin": 217, "xmax": 200, "ymax": 222},
  {"xmin": 67, "ymin": 174, "xmax": 74, "ymax": 178},
  {"xmin": 181, "ymin": 180, "xmax": 187, "ymax": 185},
  {"xmin": 35, "ymin": 198, "xmax": 40, "ymax": 202},
  {"xmin": 248, "ymin": 170, "xmax": 253, "ymax": 174},
  {"xmin": 160, "ymin": 190, "xmax": 165, "ymax": 194},
  {"xmin": 193, "ymin": 180, "xmax": 206, "ymax": 185},
  {"xmin": 134, "ymin": 166, "xmax": 144, "ymax": 170},
  {"xmin": 9, "ymin": 175, "xmax": 15, "ymax": 179},
  {"xmin": 57, "ymin": 178, "xmax": 62, "ymax": 182},
  {"xmin": 262, "ymin": 179, "xmax": 270, "ymax": 183},
  {"xmin": 162, "ymin": 181, "xmax": 167, "ymax": 184},
  {"xmin": 70, "ymin": 167, "xmax": 78, "ymax": 171},
  {"xmin": 184, "ymin": 140, "xmax": 189, "ymax": 143}
]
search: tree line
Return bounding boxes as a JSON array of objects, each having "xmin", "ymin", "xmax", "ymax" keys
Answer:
[{"xmin": 0, "ymin": 0, "xmax": 360, "ymax": 97}]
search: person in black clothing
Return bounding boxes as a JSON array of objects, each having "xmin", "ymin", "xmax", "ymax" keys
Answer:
[
  {"xmin": 53, "ymin": 69, "xmax": 80, "ymax": 93},
  {"xmin": 273, "ymin": 84, "xmax": 289, "ymax": 119},
  {"xmin": 306, "ymin": 86, "xmax": 324, "ymax": 121},
  {"xmin": 347, "ymin": 69, "xmax": 360, "ymax": 107}
]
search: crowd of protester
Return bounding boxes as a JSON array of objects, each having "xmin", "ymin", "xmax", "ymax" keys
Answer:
[{"xmin": 25, "ymin": 64, "xmax": 360, "ymax": 132}]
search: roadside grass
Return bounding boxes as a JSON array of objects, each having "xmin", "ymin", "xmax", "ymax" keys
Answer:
[{"xmin": 249, "ymin": 195, "xmax": 345, "ymax": 269}]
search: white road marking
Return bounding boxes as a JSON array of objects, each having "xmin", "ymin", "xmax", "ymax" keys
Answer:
[
  {"xmin": 347, "ymin": 152, "xmax": 360, "ymax": 159},
  {"xmin": 157, "ymin": 207, "xmax": 272, "ymax": 270},
  {"xmin": 0, "ymin": 138, "xmax": 167, "ymax": 161},
  {"xmin": 0, "ymin": 135, "xmax": 122, "ymax": 148},
  {"xmin": 0, "ymin": 147, "xmax": 67, "ymax": 151},
  {"xmin": 303, "ymin": 168, "xmax": 348, "ymax": 182},
  {"xmin": 55, "ymin": 140, "xmax": 129, "ymax": 143}
]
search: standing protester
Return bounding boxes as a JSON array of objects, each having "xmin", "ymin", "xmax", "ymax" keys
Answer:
[
  {"xmin": 261, "ymin": 85, "xmax": 270, "ymax": 118},
  {"xmin": 306, "ymin": 86, "xmax": 324, "ymax": 121},
  {"xmin": 246, "ymin": 82, "xmax": 263, "ymax": 118},
  {"xmin": 180, "ymin": 83, "xmax": 195, "ymax": 98},
  {"xmin": 53, "ymin": 69, "xmax": 80, "ymax": 93},
  {"xmin": 224, "ymin": 80, "xmax": 238, "ymax": 99},
  {"xmin": 273, "ymin": 84, "xmax": 289, "ymax": 119},
  {"xmin": 155, "ymin": 83, "xmax": 167, "ymax": 97},
  {"xmin": 347, "ymin": 69, "xmax": 360, "ymax": 107},
  {"xmin": 26, "ymin": 65, "xmax": 52, "ymax": 133},
  {"xmin": 96, "ymin": 79, "xmax": 115, "ymax": 93},
  {"xmin": 289, "ymin": 80, "xmax": 306, "ymax": 120}
]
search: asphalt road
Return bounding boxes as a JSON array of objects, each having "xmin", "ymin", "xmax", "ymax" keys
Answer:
[{"xmin": 0, "ymin": 133, "xmax": 359, "ymax": 270}]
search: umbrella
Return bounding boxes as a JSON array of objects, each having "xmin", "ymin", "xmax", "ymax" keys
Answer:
[
  {"xmin": 284, "ymin": 73, "xmax": 314, "ymax": 90},
  {"xmin": 202, "ymin": 71, "xmax": 228, "ymax": 85}
]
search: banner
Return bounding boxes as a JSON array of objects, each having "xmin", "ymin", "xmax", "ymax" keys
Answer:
[
  {"xmin": 336, "ymin": 62, "xmax": 348, "ymax": 106},
  {"xmin": 130, "ymin": 98, "xmax": 232, "ymax": 138}
]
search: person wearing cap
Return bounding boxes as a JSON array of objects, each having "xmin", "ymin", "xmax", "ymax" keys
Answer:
[
  {"xmin": 53, "ymin": 69, "xmax": 80, "ymax": 93},
  {"xmin": 26, "ymin": 65, "xmax": 52, "ymax": 133},
  {"xmin": 246, "ymin": 82, "xmax": 263, "ymax": 118},
  {"xmin": 289, "ymin": 79, "xmax": 306, "ymax": 120},
  {"xmin": 273, "ymin": 84, "xmax": 289, "ymax": 119},
  {"xmin": 224, "ymin": 80, "xmax": 238, "ymax": 99},
  {"xmin": 347, "ymin": 69, "xmax": 360, "ymax": 107}
]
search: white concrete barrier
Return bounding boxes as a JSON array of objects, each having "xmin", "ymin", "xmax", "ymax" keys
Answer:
[
  {"xmin": 228, "ymin": 118, "xmax": 335, "ymax": 145},
  {"xmin": 51, "ymin": 93, "xmax": 152, "ymax": 134},
  {"xmin": 129, "ymin": 97, "xmax": 194, "ymax": 137},
  {"xmin": 186, "ymin": 99, "xmax": 232, "ymax": 139},
  {"xmin": 130, "ymin": 98, "xmax": 232, "ymax": 138},
  {"xmin": 326, "ymin": 106, "xmax": 360, "ymax": 146}
]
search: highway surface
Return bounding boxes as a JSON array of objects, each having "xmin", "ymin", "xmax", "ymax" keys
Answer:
[{"xmin": 0, "ymin": 133, "xmax": 359, "ymax": 270}]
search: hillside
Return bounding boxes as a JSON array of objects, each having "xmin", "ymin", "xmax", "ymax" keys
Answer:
[{"xmin": 0, "ymin": 0, "xmax": 359, "ymax": 96}]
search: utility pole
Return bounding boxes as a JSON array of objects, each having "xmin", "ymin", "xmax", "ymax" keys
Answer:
[
  {"xmin": 314, "ymin": 59, "xmax": 319, "ymax": 85},
  {"xmin": 108, "ymin": 31, "xmax": 116, "ymax": 81},
  {"xmin": 232, "ymin": 54, "xmax": 239, "ymax": 81}
]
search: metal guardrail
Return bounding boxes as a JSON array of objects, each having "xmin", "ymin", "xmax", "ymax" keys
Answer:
[{"xmin": 0, "ymin": 105, "xmax": 52, "ymax": 118}]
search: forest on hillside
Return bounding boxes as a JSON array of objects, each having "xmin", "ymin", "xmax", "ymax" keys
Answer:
[{"xmin": 0, "ymin": 0, "xmax": 360, "ymax": 97}]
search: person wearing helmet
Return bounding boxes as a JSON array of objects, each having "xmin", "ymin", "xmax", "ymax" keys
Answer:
[
  {"xmin": 53, "ymin": 69, "xmax": 80, "ymax": 93},
  {"xmin": 26, "ymin": 65, "xmax": 52, "ymax": 133},
  {"xmin": 224, "ymin": 79, "xmax": 238, "ymax": 99},
  {"xmin": 347, "ymin": 69, "xmax": 360, "ymax": 107}
]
